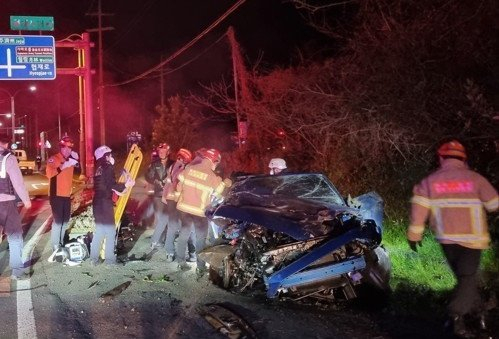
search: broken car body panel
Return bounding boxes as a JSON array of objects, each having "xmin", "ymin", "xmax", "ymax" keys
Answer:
[{"xmin": 203, "ymin": 173, "xmax": 391, "ymax": 302}]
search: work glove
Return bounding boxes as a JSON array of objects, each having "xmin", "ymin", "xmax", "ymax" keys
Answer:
[
  {"xmin": 70, "ymin": 151, "xmax": 79, "ymax": 160},
  {"xmin": 223, "ymin": 178, "xmax": 233, "ymax": 188},
  {"xmin": 60, "ymin": 158, "xmax": 78, "ymax": 170},
  {"xmin": 125, "ymin": 177, "xmax": 135, "ymax": 188},
  {"xmin": 408, "ymin": 240, "xmax": 423, "ymax": 252}
]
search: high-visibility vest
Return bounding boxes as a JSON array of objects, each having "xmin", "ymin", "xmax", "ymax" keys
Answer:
[
  {"xmin": 408, "ymin": 159, "xmax": 499, "ymax": 249},
  {"xmin": 46, "ymin": 153, "xmax": 74, "ymax": 197},
  {"xmin": 176, "ymin": 158, "xmax": 226, "ymax": 217}
]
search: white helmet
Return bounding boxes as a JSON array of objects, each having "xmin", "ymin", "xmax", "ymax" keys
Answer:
[
  {"xmin": 94, "ymin": 145, "xmax": 112, "ymax": 160},
  {"xmin": 269, "ymin": 158, "xmax": 287, "ymax": 170}
]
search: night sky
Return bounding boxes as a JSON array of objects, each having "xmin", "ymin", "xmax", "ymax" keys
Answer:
[{"xmin": 0, "ymin": 1, "xmax": 326, "ymax": 151}]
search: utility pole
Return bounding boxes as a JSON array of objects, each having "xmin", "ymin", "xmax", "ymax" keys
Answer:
[
  {"xmin": 227, "ymin": 27, "xmax": 250, "ymax": 149},
  {"xmin": 87, "ymin": 0, "xmax": 114, "ymax": 145}
]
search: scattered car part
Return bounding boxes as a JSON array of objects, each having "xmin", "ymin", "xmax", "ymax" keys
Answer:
[
  {"xmin": 99, "ymin": 281, "xmax": 131, "ymax": 302},
  {"xmin": 198, "ymin": 303, "xmax": 257, "ymax": 339}
]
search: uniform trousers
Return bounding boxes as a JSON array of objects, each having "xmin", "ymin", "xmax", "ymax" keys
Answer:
[
  {"xmin": 176, "ymin": 212, "xmax": 207, "ymax": 269},
  {"xmin": 90, "ymin": 199, "xmax": 117, "ymax": 264},
  {"xmin": 0, "ymin": 200, "xmax": 25, "ymax": 276},
  {"xmin": 49, "ymin": 196, "xmax": 71, "ymax": 249},
  {"xmin": 164, "ymin": 201, "xmax": 195, "ymax": 256},
  {"xmin": 441, "ymin": 243, "xmax": 483, "ymax": 316}
]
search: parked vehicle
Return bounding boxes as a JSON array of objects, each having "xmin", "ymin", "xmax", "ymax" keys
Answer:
[
  {"xmin": 13, "ymin": 149, "xmax": 36, "ymax": 175},
  {"xmin": 202, "ymin": 173, "xmax": 391, "ymax": 303}
]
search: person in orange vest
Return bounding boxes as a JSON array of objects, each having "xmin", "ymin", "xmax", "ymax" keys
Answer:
[
  {"xmin": 45, "ymin": 136, "xmax": 79, "ymax": 255},
  {"xmin": 174, "ymin": 148, "xmax": 231, "ymax": 275},
  {"xmin": 408, "ymin": 140, "xmax": 498, "ymax": 337}
]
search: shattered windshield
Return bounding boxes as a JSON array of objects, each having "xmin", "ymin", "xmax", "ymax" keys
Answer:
[{"xmin": 231, "ymin": 173, "xmax": 346, "ymax": 206}]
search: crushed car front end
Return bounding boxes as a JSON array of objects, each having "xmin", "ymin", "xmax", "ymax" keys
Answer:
[{"xmin": 202, "ymin": 173, "xmax": 391, "ymax": 302}]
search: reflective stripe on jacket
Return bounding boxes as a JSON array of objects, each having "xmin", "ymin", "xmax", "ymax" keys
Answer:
[
  {"xmin": 46, "ymin": 153, "xmax": 74, "ymax": 197},
  {"xmin": 176, "ymin": 158, "xmax": 225, "ymax": 217},
  {"xmin": 163, "ymin": 160, "xmax": 185, "ymax": 201},
  {"xmin": 408, "ymin": 159, "xmax": 499, "ymax": 249}
]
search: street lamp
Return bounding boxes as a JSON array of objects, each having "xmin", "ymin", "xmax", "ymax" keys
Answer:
[
  {"xmin": 0, "ymin": 113, "xmax": 12, "ymax": 130},
  {"xmin": 0, "ymin": 86, "xmax": 36, "ymax": 144}
]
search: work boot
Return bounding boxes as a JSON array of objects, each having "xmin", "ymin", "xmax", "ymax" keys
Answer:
[
  {"xmin": 166, "ymin": 253, "xmax": 175, "ymax": 263},
  {"xmin": 11, "ymin": 271, "xmax": 31, "ymax": 281},
  {"xmin": 186, "ymin": 252, "xmax": 197, "ymax": 263}
]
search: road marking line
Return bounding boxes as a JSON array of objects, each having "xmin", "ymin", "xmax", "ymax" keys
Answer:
[
  {"xmin": 17, "ymin": 280, "xmax": 36, "ymax": 339},
  {"xmin": 17, "ymin": 216, "xmax": 52, "ymax": 339}
]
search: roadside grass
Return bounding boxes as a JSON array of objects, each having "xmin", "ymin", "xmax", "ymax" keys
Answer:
[{"xmin": 381, "ymin": 218, "xmax": 498, "ymax": 317}]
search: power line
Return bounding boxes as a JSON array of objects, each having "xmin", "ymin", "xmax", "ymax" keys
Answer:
[
  {"xmin": 136, "ymin": 31, "xmax": 229, "ymax": 81},
  {"xmin": 106, "ymin": 0, "xmax": 247, "ymax": 87}
]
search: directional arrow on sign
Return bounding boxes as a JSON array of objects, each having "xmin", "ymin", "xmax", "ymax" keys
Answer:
[{"xmin": 0, "ymin": 48, "xmax": 26, "ymax": 77}]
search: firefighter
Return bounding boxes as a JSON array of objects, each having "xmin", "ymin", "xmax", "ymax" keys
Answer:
[
  {"xmin": 46, "ymin": 136, "xmax": 79, "ymax": 254},
  {"xmin": 408, "ymin": 140, "xmax": 498, "ymax": 337},
  {"xmin": 146, "ymin": 143, "xmax": 174, "ymax": 248},
  {"xmin": 175, "ymin": 148, "xmax": 231, "ymax": 275},
  {"xmin": 268, "ymin": 158, "xmax": 288, "ymax": 175},
  {"xmin": 89, "ymin": 146, "xmax": 135, "ymax": 265},
  {"xmin": 0, "ymin": 134, "xmax": 32, "ymax": 280},
  {"xmin": 162, "ymin": 148, "xmax": 195, "ymax": 262}
]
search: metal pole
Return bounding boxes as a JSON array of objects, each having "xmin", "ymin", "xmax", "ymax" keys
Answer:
[
  {"xmin": 98, "ymin": 0, "xmax": 106, "ymax": 145},
  {"xmin": 10, "ymin": 96, "xmax": 15, "ymax": 144},
  {"xmin": 82, "ymin": 32, "xmax": 95, "ymax": 181}
]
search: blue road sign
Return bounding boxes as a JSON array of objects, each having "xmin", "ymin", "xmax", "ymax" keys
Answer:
[{"xmin": 0, "ymin": 35, "xmax": 56, "ymax": 80}]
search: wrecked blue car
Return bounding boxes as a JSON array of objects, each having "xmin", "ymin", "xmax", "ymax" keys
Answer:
[{"xmin": 202, "ymin": 173, "xmax": 391, "ymax": 302}]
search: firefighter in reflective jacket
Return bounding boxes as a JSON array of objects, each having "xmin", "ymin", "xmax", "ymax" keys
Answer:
[
  {"xmin": 175, "ymin": 148, "xmax": 231, "ymax": 274},
  {"xmin": 46, "ymin": 136, "xmax": 79, "ymax": 253},
  {"xmin": 408, "ymin": 140, "xmax": 498, "ymax": 336},
  {"xmin": 162, "ymin": 148, "xmax": 195, "ymax": 262}
]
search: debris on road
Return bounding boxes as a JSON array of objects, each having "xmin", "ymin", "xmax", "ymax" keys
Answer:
[
  {"xmin": 88, "ymin": 281, "xmax": 99, "ymax": 289},
  {"xmin": 198, "ymin": 303, "xmax": 257, "ymax": 339},
  {"xmin": 99, "ymin": 280, "xmax": 131, "ymax": 302}
]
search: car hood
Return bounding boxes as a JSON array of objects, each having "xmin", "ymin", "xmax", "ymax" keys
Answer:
[{"xmin": 207, "ymin": 174, "xmax": 368, "ymax": 240}]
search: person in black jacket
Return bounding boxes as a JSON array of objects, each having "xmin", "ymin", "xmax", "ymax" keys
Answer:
[
  {"xmin": 145, "ymin": 143, "xmax": 173, "ymax": 248},
  {"xmin": 89, "ymin": 145, "xmax": 135, "ymax": 265}
]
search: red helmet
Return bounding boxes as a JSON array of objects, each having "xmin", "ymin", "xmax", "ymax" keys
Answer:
[
  {"xmin": 157, "ymin": 143, "xmax": 170, "ymax": 151},
  {"xmin": 59, "ymin": 136, "xmax": 74, "ymax": 148},
  {"xmin": 437, "ymin": 140, "xmax": 466, "ymax": 160},
  {"xmin": 201, "ymin": 148, "xmax": 221, "ymax": 164},
  {"xmin": 177, "ymin": 148, "xmax": 192, "ymax": 163}
]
